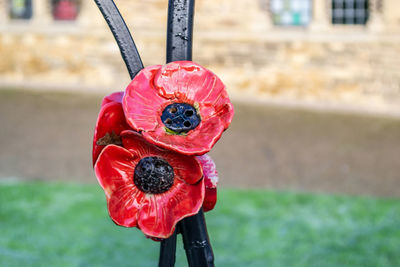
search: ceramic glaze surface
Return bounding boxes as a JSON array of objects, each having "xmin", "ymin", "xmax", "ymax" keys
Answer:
[
  {"xmin": 94, "ymin": 131, "xmax": 204, "ymax": 239},
  {"xmin": 123, "ymin": 61, "xmax": 234, "ymax": 155}
]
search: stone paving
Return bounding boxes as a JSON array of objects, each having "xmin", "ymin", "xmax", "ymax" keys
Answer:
[{"xmin": 1, "ymin": 89, "xmax": 399, "ymax": 197}]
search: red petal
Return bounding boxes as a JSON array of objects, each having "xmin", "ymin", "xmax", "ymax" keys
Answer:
[
  {"xmin": 154, "ymin": 61, "xmax": 216, "ymax": 102},
  {"xmin": 219, "ymin": 102, "xmax": 235, "ymax": 129},
  {"xmin": 94, "ymin": 145, "xmax": 137, "ymax": 197},
  {"xmin": 199, "ymin": 101, "xmax": 234, "ymax": 129},
  {"xmin": 121, "ymin": 130, "xmax": 203, "ymax": 184},
  {"xmin": 120, "ymin": 130, "xmax": 158, "ymax": 158},
  {"xmin": 101, "ymin": 91, "xmax": 124, "ymax": 107},
  {"xmin": 123, "ymin": 65, "xmax": 169, "ymax": 132},
  {"xmin": 163, "ymin": 151, "xmax": 203, "ymax": 184},
  {"xmin": 92, "ymin": 102, "xmax": 131, "ymax": 165},
  {"xmin": 143, "ymin": 116, "xmax": 225, "ymax": 155},
  {"xmin": 94, "ymin": 145, "xmax": 145, "ymax": 227},
  {"xmin": 192, "ymin": 72, "xmax": 224, "ymax": 104},
  {"xmin": 138, "ymin": 178, "xmax": 205, "ymax": 239},
  {"xmin": 108, "ymin": 185, "xmax": 145, "ymax": 227},
  {"xmin": 162, "ymin": 152, "xmax": 203, "ymax": 185},
  {"xmin": 203, "ymin": 188, "xmax": 217, "ymax": 212}
]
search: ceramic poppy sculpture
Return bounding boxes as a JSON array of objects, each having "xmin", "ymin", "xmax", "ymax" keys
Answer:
[
  {"xmin": 93, "ymin": 60, "xmax": 231, "ymax": 239},
  {"xmin": 94, "ymin": 131, "xmax": 205, "ymax": 238},
  {"xmin": 93, "ymin": 91, "xmax": 219, "ymax": 215},
  {"xmin": 123, "ymin": 61, "xmax": 234, "ymax": 155}
]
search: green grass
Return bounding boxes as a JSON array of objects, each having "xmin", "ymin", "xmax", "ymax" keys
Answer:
[{"xmin": 0, "ymin": 181, "xmax": 399, "ymax": 267}]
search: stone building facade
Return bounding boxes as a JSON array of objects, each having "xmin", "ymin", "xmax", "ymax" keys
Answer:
[{"xmin": 1, "ymin": 0, "xmax": 400, "ymax": 114}]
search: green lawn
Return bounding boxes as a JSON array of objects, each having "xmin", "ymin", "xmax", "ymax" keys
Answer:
[{"xmin": 0, "ymin": 181, "xmax": 399, "ymax": 267}]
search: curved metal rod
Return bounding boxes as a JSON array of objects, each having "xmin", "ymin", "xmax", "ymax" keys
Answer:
[{"xmin": 94, "ymin": 0, "xmax": 144, "ymax": 79}]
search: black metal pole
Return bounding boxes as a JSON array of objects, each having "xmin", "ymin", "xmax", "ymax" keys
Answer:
[
  {"xmin": 158, "ymin": 229, "xmax": 178, "ymax": 267},
  {"xmin": 166, "ymin": 0, "xmax": 195, "ymax": 63},
  {"xmin": 94, "ymin": 0, "xmax": 144, "ymax": 79},
  {"xmin": 160, "ymin": 1, "xmax": 215, "ymax": 266},
  {"xmin": 180, "ymin": 209, "xmax": 214, "ymax": 267}
]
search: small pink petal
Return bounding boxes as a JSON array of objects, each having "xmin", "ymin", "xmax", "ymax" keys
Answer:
[
  {"xmin": 197, "ymin": 154, "xmax": 219, "ymax": 212},
  {"xmin": 196, "ymin": 154, "xmax": 219, "ymax": 188}
]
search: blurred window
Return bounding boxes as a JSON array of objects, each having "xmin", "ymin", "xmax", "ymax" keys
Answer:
[
  {"xmin": 332, "ymin": 0, "xmax": 369, "ymax": 24},
  {"xmin": 270, "ymin": 0, "xmax": 312, "ymax": 26},
  {"xmin": 9, "ymin": 0, "xmax": 32, "ymax": 20},
  {"xmin": 52, "ymin": 0, "xmax": 80, "ymax": 21}
]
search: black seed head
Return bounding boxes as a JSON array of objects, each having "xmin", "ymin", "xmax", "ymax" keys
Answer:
[
  {"xmin": 134, "ymin": 157, "xmax": 174, "ymax": 194},
  {"xmin": 161, "ymin": 103, "xmax": 201, "ymax": 134}
]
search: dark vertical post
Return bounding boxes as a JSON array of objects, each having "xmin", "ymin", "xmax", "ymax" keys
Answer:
[
  {"xmin": 166, "ymin": 0, "xmax": 195, "ymax": 63},
  {"xmin": 160, "ymin": 1, "xmax": 215, "ymax": 267},
  {"xmin": 180, "ymin": 209, "xmax": 215, "ymax": 267},
  {"xmin": 158, "ymin": 229, "xmax": 177, "ymax": 267}
]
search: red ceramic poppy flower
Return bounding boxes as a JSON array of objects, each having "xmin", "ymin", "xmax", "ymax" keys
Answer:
[
  {"xmin": 93, "ymin": 92, "xmax": 220, "ymax": 212},
  {"xmin": 92, "ymin": 91, "xmax": 130, "ymax": 165},
  {"xmin": 196, "ymin": 154, "xmax": 218, "ymax": 212},
  {"xmin": 123, "ymin": 61, "xmax": 234, "ymax": 155},
  {"xmin": 94, "ymin": 130, "xmax": 205, "ymax": 239}
]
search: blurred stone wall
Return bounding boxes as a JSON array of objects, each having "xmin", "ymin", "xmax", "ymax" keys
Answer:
[{"xmin": 1, "ymin": 0, "xmax": 400, "ymax": 114}]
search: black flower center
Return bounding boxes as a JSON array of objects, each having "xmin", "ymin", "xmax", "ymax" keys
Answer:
[
  {"xmin": 134, "ymin": 157, "xmax": 174, "ymax": 194},
  {"xmin": 161, "ymin": 103, "xmax": 201, "ymax": 134}
]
